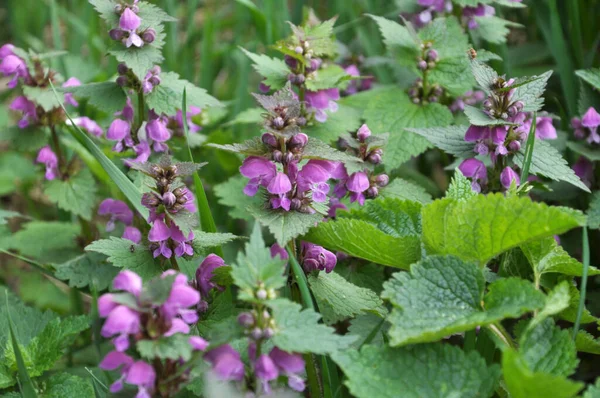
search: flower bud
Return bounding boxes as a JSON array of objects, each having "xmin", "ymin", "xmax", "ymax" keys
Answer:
[
  {"xmin": 272, "ymin": 150, "xmax": 283, "ymax": 163},
  {"xmin": 417, "ymin": 60, "xmax": 428, "ymax": 70},
  {"xmin": 283, "ymin": 152, "xmax": 294, "ymax": 165},
  {"xmin": 237, "ymin": 312, "xmax": 254, "ymax": 327},
  {"xmin": 131, "ymin": 5, "xmax": 139, "ymax": 13},
  {"xmin": 116, "ymin": 76, "xmax": 128, "ymax": 87},
  {"xmin": 408, "ymin": 88, "xmax": 418, "ymax": 98},
  {"xmin": 141, "ymin": 29, "xmax": 156, "ymax": 44},
  {"xmin": 290, "ymin": 198, "xmax": 302, "ymax": 210},
  {"xmin": 294, "ymin": 74, "xmax": 305, "ymax": 85},
  {"xmin": 261, "ymin": 133, "xmax": 277, "ymax": 149},
  {"xmin": 272, "ymin": 116, "xmax": 284, "ymax": 129},
  {"xmin": 109, "ymin": 28, "xmax": 126, "ymax": 41},
  {"xmin": 284, "ymin": 55, "xmax": 297, "ymax": 69},
  {"xmin": 263, "ymin": 328, "xmax": 274, "ymax": 339},
  {"xmin": 251, "ymin": 327, "xmax": 263, "ymax": 340},
  {"xmin": 294, "ymin": 46, "xmax": 303, "ymax": 54},
  {"xmin": 256, "ymin": 289, "xmax": 267, "ymax": 300},
  {"xmin": 376, "ymin": 174, "xmax": 389, "ymax": 187},
  {"xmin": 514, "ymin": 101, "xmax": 524, "ymax": 111},
  {"xmin": 412, "ymin": 97, "xmax": 420, "ymax": 104},
  {"xmin": 433, "ymin": 86, "xmax": 444, "ymax": 96},
  {"xmin": 366, "ymin": 186, "xmax": 379, "ymax": 198},
  {"xmin": 288, "ymin": 133, "xmax": 308, "ymax": 148},
  {"xmin": 427, "ymin": 49, "xmax": 439, "ymax": 62},
  {"xmin": 142, "ymin": 192, "xmax": 160, "ymax": 208},
  {"xmin": 483, "ymin": 99, "xmax": 493, "ymax": 108},
  {"xmin": 296, "ymin": 117, "xmax": 306, "ymax": 126},
  {"xmin": 428, "ymin": 95, "xmax": 438, "ymax": 103},
  {"xmin": 310, "ymin": 58, "xmax": 322, "ymax": 71},
  {"xmin": 508, "ymin": 140, "xmax": 521, "ymax": 152},
  {"xmin": 117, "ymin": 63, "xmax": 129, "ymax": 75},
  {"xmin": 162, "ymin": 191, "xmax": 176, "ymax": 207},
  {"xmin": 114, "ymin": 4, "xmax": 123, "ymax": 12},
  {"xmin": 357, "ymin": 124, "xmax": 371, "ymax": 142},
  {"xmin": 367, "ymin": 149, "xmax": 382, "ymax": 164},
  {"xmin": 149, "ymin": 75, "xmax": 161, "ymax": 86}
]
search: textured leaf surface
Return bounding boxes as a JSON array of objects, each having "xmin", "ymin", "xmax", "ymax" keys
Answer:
[
  {"xmin": 44, "ymin": 168, "xmax": 97, "ymax": 220},
  {"xmin": 566, "ymin": 141, "xmax": 600, "ymax": 161},
  {"xmin": 520, "ymin": 237, "xmax": 600, "ymax": 277},
  {"xmin": 249, "ymin": 204, "xmax": 323, "ymax": 246},
  {"xmin": 146, "ymin": 72, "xmax": 221, "ymax": 115},
  {"xmin": 137, "ymin": 335, "xmax": 193, "ymax": 361},
  {"xmin": 575, "ymin": 330, "xmax": 600, "ymax": 355},
  {"xmin": 470, "ymin": 58, "xmax": 498, "ymax": 93},
  {"xmin": 332, "ymin": 343, "xmax": 500, "ymax": 398},
  {"xmin": 514, "ymin": 139, "xmax": 590, "ymax": 192},
  {"xmin": 7, "ymin": 221, "xmax": 80, "ymax": 263},
  {"xmin": 54, "ymin": 252, "xmax": 119, "ymax": 290},
  {"xmin": 406, "ymin": 125, "xmax": 474, "ymax": 157},
  {"xmin": 422, "ymin": 193, "xmax": 586, "ymax": 264},
  {"xmin": 42, "ymin": 373, "xmax": 94, "ymax": 398},
  {"xmin": 308, "ymin": 272, "xmax": 385, "ymax": 324},
  {"xmin": 511, "ymin": 70, "xmax": 553, "ymax": 112},
  {"xmin": 241, "ymin": 48, "xmax": 290, "ymax": 89},
  {"xmin": 382, "ymin": 255, "xmax": 545, "ymax": 346},
  {"xmin": 379, "ymin": 178, "xmax": 432, "ymax": 204},
  {"xmin": 446, "ymin": 169, "xmax": 477, "ymax": 201},
  {"xmin": 588, "ymin": 191, "xmax": 600, "ymax": 229},
  {"xmin": 368, "ymin": 15, "xmax": 418, "ymax": 61},
  {"xmin": 268, "ymin": 299, "xmax": 357, "ymax": 354},
  {"xmin": 214, "ymin": 175, "xmax": 262, "ymax": 221},
  {"xmin": 576, "ymin": 68, "xmax": 600, "ymax": 90},
  {"xmin": 527, "ymin": 281, "xmax": 570, "ymax": 331},
  {"xmin": 86, "ymin": 237, "xmax": 162, "ymax": 280},
  {"xmin": 464, "ymin": 105, "xmax": 514, "ymax": 126},
  {"xmin": 63, "ymin": 82, "xmax": 127, "ymax": 114},
  {"xmin": 474, "ymin": 16, "xmax": 521, "ymax": 44}
]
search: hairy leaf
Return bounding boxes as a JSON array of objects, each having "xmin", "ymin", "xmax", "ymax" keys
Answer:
[
  {"xmin": 137, "ymin": 335, "xmax": 193, "ymax": 361},
  {"xmin": 575, "ymin": 68, "xmax": 600, "ymax": 90},
  {"xmin": 54, "ymin": 252, "xmax": 119, "ymax": 291},
  {"xmin": 249, "ymin": 204, "xmax": 323, "ymax": 246},
  {"xmin": 44, "ymin": 168, "xmax": 97, "ymax": 220},
  {"xmin": 241, "ymin": 48, "xmax": 290, "ymax": 90},
  {"xmin": 379, "ymin": 178, "xmax": 432, "ymax": 204},
  {"xmin": 63, "ymin": 82, "xmax": 127, "ymax": 114},
  {"xmin": 86, "ymin": 237, "xmax": 162, "ymax": 280},
  {"xmin": 406, "ymin": 125, "xmax": 475, "ymax": 157}
]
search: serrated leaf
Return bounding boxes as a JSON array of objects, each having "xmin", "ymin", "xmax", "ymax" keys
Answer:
[
  {"xmin": 332, "ymin": 343, "xmax": 500, "ymax": 398},
  {"xmin": 587, "ymin": 191, "xmax": 600, "ymax": 229},
  {"xmin": 23, "ymin": 86, "xmax": 64, "ymax": 112},
  {"xmin": 54, "ymin": 252, "xmax": 119, "ymax": 291},
  {"xmin": 502, "ymin": 349, "xmax": 583, "ymax": 398},
  {"xmin": 464, "ymin": 105, "xmax": 514, "ymax": 126},
  {"xmin": 85, "ymin": 237, "xmax": 162, "ymax": 281},
  {"xmin": 231, "ymin": 223, "xmax": 286, "ymax": 299},
  {"xmin": 248, "ymin": 204, "xmax": 323, "ymax": 246},
  {"xmin": 446, "ymin": 169, "xmax": 477, "ymax": 201},
  {"xmin": 474, "ymin": 16, "xmax": 521, "ymax": 44},
  {"xmin": 558, "ymin": 280, "xmax": 597, "ymax": 324},
  {"xmin": 575, "ymin": 68, "xmax": 600, "ymax": 90},
  {"xmin": 197, "ymin": 293, "xmax": 238, "ymax": 338},
  {"xmin": 305, "ymin": 64, "xmax": 351, "ymax": 91},
  {"xmin": 347, "ymin": 314, "xmax": 388, "ymax": 349},
  {"xmin": 575, "ymin": 330, "xmax": 600, "ymax": 355},
  {"xmin": 583, "ymin": 379, "xmax": 600, "ymax": 398},
  {"xmin": 109, "ymin": 45, "xmax": 164, "ymax": 81},
  {"xmin": 208, "ymin": 137, "xmax": 268, "ymax": 156},
  {"xmin": 214, "ymin": 175, "xmax": 262, "ymax": 221},
  {"xmin": 304, "ymin": 199, "xmax": 422, "ymax": 269},
  {"xmin": 527, "ymin": 281, "xmax": 570, "ymax": 331},
  {"xmin": 363, "ymin": 87, "xmax": 453, "ymax": 170},
  {"xmin": 406, "ymin": 125, "xmax": 475, "ymax": 157},
  {"xmin": 44, "ymin": 168, "xmax": 97, "ymax": 220},
  {"xmin": 470, "ymin": 58, "xmax": 499, "ymax": 93},
  {"xmin": 303, "ymin": 137, "xmax": 364, "ymax": 170},
  {"xmin": 146, "ymin": 72, "xmax": 221, "ymax": 115},
  {"xmin": 382, "ymin": 255, "xmax": 545, "ymax": 346},
  {"xmin": 268, "ymin": 299, "xmax": 357, "ymax": 354},
  {"xmin": 62, "ymin": 82, "xmax": 127, "ymax": 114},
  {"xmin": 241, "ymin": 48, "xmax": 290, "ymax": 90},
  {"xmin": 520, "ymin": 237, "xmax": 600, "ymax": 277},
  {"xmin": 514, "ymin": 139, "xmax": 590, "ymax": 192},
  {"xmin": 7, "ymin": 221, "xmax": 80, "ymax": 263},
  {"xmin": 379, "ymin": 178, "xmax": 432, "ymax": 204},
  {"xmin": 0, "ymin": 126, "xmax": 47, "ymax": 152},
  {"xmin": 368, "ymin": 15, "xmax": 418, "ymax": 62},
  {"xmin": 422, "ymin": 193, "xmax": 586, "ymax": 264},
  {"xmin": 511, "ymin": 70, "xmax": 553, "ymax": 113},
  {"xmin": 191, "ymin": 231, "xmax": 238, "ymax": 255},
  {"xmin": 137, "ymin": 335, "xmax": 193, "ymax": 361},
  {"xmin": 308, "ymin": 272, "xmax": 385, "ymax": 325},
  {"xmin": 42, "ymin": 373, "xmax": 94, "ymax": 398},
  {"xmin": 566, "ymin": 141, "xmax": 600, "ymax": 161}
]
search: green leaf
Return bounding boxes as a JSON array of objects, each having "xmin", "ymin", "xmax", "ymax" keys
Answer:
[
  {"xmin": 566, "ymin": 141, "xmax": 600, "ymax": 161},
  {"xmin": 44, "ymin": 168, "xmax": 97, "ymax": 220},
  {"xmin": 406, "ymin": 125, "xmax": 475, "ymax": 158},
  {"xmin": 308, "ymin": 272, "xmax": 386, "ymax": 325},
  {"xmin": 347, "ymin": 314, "xmax": 388, "ymax": 348},
  {"xmin": 332, "ymin": 343, "xmax": 500, "ymax": 398},
  {"xmin": 23, "ymin": 86, "xmax": 64, "ymax": 112},
  {"xmin": 527, "ymin": 281, "xmax": 571, "ymax": 331},
  {"xmin": 446, "ymin": 169, "xmax": 477, "ymax": 201},
  {"xmin": 146, "ymin": 72, "xmax": 221, "ymax": 116},
  {"xmin": 587, "ymin": 191, "xmax": 600, "ymax": 230},
  {"xmin": 86, "ymin": 237, "xmax": 162, "ymax": 281},
  {"xmin": 464, "ymin": 105, "xmax": 514, "ymax": 126},
  {"xmin": 137, "ymin": 335, "xmax": 193, "ymax": 361},
  {"xmin": 231, "ymin": 223, "xmax": 286, "ymax": 299},
  {"xmin": 470, "ymin": 58, "xmax": 499, "ymax": 93},
  {"xmin": 8, "ymin": 221, "xmax": 80, "ymax": 263},
  {"xmin": 304, "ymin": 200, "xmax": 422, "ymax": 269},
  {"xmin": 575, "ymin": 330, "xmax": 600, "ymax": 355},
  {"xmin": 0, "ymin": 210, "xmax": 27, "ymax": 225},
  {"xmin": 422, "ymin": 193, "xmax": 586, "ymax": 264},
  {"xmin": 302, "ymin": 103, "xmax": 363, "ymax": 143},
  {"xmin": 473, "ymin": 16, "xmax": 521, "ymax": 44},
  {"xmin": 191, "ymin": 231, "xmax": 238, "ymax": 255},
  {"xmin": 368, "ymin": 15, "xmax": 418, "ymax": 62},
  {"xmin": 559, "ymin": 281, "xmax": 597, "ymax": 325},
  {"xmin": 208, "ymin": 137, "xmax": 267, "ymax": 156},
  {"xmin": 502, "ymin": 349, "xmax": 583, "ymax": 398},
  {"xmin": 248, "ymin": 204, "xmax": 324, "ymax": 246},
  {"xmin": 214, "ymin": 175, "xmax": 262, "ymax": 221},
  {"xmin": 382, "ymin": 255, "xmax": 544, "ymax": 346},
  {"xmin": 379, "ymin": 178, "xmax": 432, "ymax": 204},
  {"xmin": 511, "ymin": 70, "xmax": 553, "ymax": 113},
  {"xmin": 520, "ymin": 237, "xmax": 600, "ymax": 277},
  {"xmin": 268, "ymin": 299, "xmax": 357, "ymax": 354},
  {"xmin": 303, "ymin": 137, "xmax": 364, "ymax": 171},
  {"xmin": 197, "ymin": 292, "xmax": 238, "ymax": 337},
  {"xmin": 575, "ymin": 68, "xmax": 600, "ymax": 90},
  {"xmin": 139, "ymin": 274, "xmax": 176, "ymax": 306},
  {"xmin": 41, "ymin": 373, "xmax": 94, "ymax": 398},
  {"xmin": 168, "ymin": 210, "xmax": 198, "ymax": 236},
  {"xmin": 305, "ymin": 64, "xmax": 351, "ymax": 91},
  {"xmin": 363, "ymin": 88, "xmax": 453, "ymax": 170},
  {"xmin": 0, "ymin": 126, "xmax": 47, "ymax": 152},
  {"xmin": 520, "ymin": 319, "xmax": 578, "ymax": 376},
  {"xmin": 109, "ymin": 45, "xmax": 164, "ymax": 81},
  {"xmin": 241, "ymin": 48, "xmax": 290, "ymax": 90},
  {"xmin": 583, "ymin": 379, "xmax": 600, "ymax": 398},
  {"xmin": 54, "ymin": 252, "xmax": 119, "ymax": 291},
  {"xmin": 4, "ymin": 296, "xmax": 37, "ymax": 396},
  {"xmin": 514, "ymin": 139, "xmax": 590, "ymax": 192},
  {"xmin": 62, "ymin": 82, "xmax": 127, "ymax": 114}
]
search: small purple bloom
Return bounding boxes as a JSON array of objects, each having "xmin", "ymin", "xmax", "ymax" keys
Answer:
[
  {"xmin": 0, "ymin": 43, "xmax": 15, "ymax": 58},
  {"xmin": 73, "ymin": 116, "xmax": 103, "ymax": 137},
  {"xmin": 125, "ymin": 361, "xmax": 155, "ymax": 397},
  {"xmin": 270, "ymin": 243, "xmax": 289, "ymax": 260},
  {"xmin": 0, "ymin": 54, "xmax": 27, "ymax": 88},
  {"xmin": 10, "ymin": 96, "xmax": 37, "ymax": 128},
  {"xmin": 170, "ymin": 224, "xmax": 194, "ymax": 257},
  {"xmin": 267, "ymin": 172, "xmax": 292, "ymax": 195},
  {"xmin": 582, "ymin": 107, "xmax": 600, "ymax": 143},
  {"xmin": 458, "ymin": 159, "xmax": 487, "ymax": 193},
  {"xmin": 36, "ymin": 146, "xmax": 58, "ymax": 180},
  {"xmin": 302, "ymin": 242, "xmax": 337, "ymax": 273},
  {"xmin": 190, "ymin": 336, "xmax": 209, "ymax": 351},
  {"xmin": 62, "ymin": 77, "xmax": 81, "ymax": 107},
  {"xmin": 122, "ymin": 226, "xmax": 142, "ymax": 244},
  {"xmin": 101, "ymin": 305, "xmax": 140, "ymax": 343},
  {"xmin": 148, "ymin": 217, "xmax": 171, "ymax": 242},
  {"xmin": 205, "ymin": 345, "xmax": 245, "ymax": 381},
  {"xmin": 146, "ymin": 117, "xmax": 171, "ymax": 143},
  {"xmin": 107, "ymin": 119, "xmax": 132, "ymax": 152},
  {"xmin": 174, "ymin": 106, "xmax": 202, "ymax": 133},
  {"xmin": 346, "ymin": 172, "xmax": 370, "ymax": 205},
  {"xmin": 535, "ymin": 117, "xmax": 557, "ymax": 140},
  {"xmin": 98, "ymin": 198, "xmax": 134, "ymax": 231},
  {"xmin": 573, "ymin": 156, "xmax": 594, "ymax": 188},
  {"xmin": 357, "ymin": 124, "xmax": 371, "ymax": 142},
  {"xmin": 195, "ymin": 253, "xmax": 226, "ymax": 298},
  {"xmin": 113, "ymin": 270, "xmax": 143, "ymax": 297},
  {"xmin": 305, "ymin": 88, "xmax": 340, "ymax": 123},
  {"xmin": 500, "ymin": 166, "xmax": 520, "ymax": 189},
  {"xmin": 240, "ymin": 156, "xmax": 277, "ymax": 196}
]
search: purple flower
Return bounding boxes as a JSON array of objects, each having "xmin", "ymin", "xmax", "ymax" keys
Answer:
[
  {"xmin": 302, "ymin": 242, "xmax": 337, "ymax": 273},
  {"xmin": 535, "ymin": 117, "xmax": 557, "ymax": 140},
  {"xmin": 463, "ymin": 4, "xmax": 495, "ymax": 30},
  {"xmin": 73, "ymin": 116, "xmax": 103, "ymax": 137},
  {"xmin": 0, "ymin": 54, "xmax": 27, "ymax": 88},
  {"xmin": 62, "ymin": 77, "xmax": 81, "ymax": 107},
  {"xmin": 170, "ymin": 224, "xmax": 194, "ymax": 257},
  {"xmin": 240, "ymin": 156, "xmax": 277, "ymax": 196},
  {"xmin": 125, "ymin": 361, "xmax": 155, "ymax": 398},
  {"xmin": 270, "ymin": 244, "xmax": 289, "ymax": 260},
  {"xmin": 573, "ymin": 156, "xmax": 594, "ymax": 188},
  {"xmin": 305, "ymin": 88, "xmax": 340, "ymax": 122},
  {"xmin": 120, "ymin": 8, "xmax": 143, "ymax": 47},
  {"xmin": 146, "ymin": 116, "xmax": 171, "ymax": 143},
  {"xmin": 195, "ymin": 254, "xmax": 226, "ymax": 298},
  {"xmin": 582, "ymin": 107, "xmax": 600, "ymax": 143},
  {"xmin": 458, "ymin": 159, "xmax": 487, "ymax": 193},
  {"xmin": 101, "ymin": 305, "xmax": 141, "ymax": 350},
  {"xmin": 268, "ymin": 172, "xmax": 292, "ymax": 211},
  {"xmin": 346, "ymin": 172, "xmax": 370, "ymax": 205},
  {"xmin": 10, "ymin": 96, "xmax": 37, "ymax": 128},
  {"xmin": 125, "ymin": 141, "xmax": 151, "ymax": 166},
  {"xmin": 107, "ymin": 119, "xmax": 132, "ymax": 152},
  {"xmin": 357, "ymin": 124, "xmax": 371, "ymax": 142},
  {"xmin": 98, "ymin": 198, "xmax": 134, "ymax": 231},
  {"xmin": 500, "ymin": 167, "xmax": 520, "ymax": 189},
  {"xmin": 0, "ymin": 44, "xmax": 15, "ymax": 58},
  {"xmin": 190, "ymin": 336, "xmax": 209, "ymax": 351},
  {"xmin": 174, "ymin": 106, "xmax": 202, "ymax": 133},
  {"xmin": 36, "ymin": 146, "xmax": 58, "ymax": 181},
  {"xmin": 327, "ymin": 198, "xmax": 348, "ymax": 218},
  {"xmin": 205, "ymin": 345, "xmax": 245, "ymax": 381},
  {"xmin": 113, "ymin": 270, "xmax": 143, "ymax": 296},
  {"xmin": 269, "ymin": 347, "xmax": 305, "ymax": 392},
  {"xmin": 255, "ymin": 354, "xmax": 278, "ymax": 393},
  {"xmin": 122, "ymin": 226, "xmax": 142, "ymax": 244}
]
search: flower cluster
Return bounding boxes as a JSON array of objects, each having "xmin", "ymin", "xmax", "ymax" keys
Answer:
[
  {"xmin": 570, "ymin": 106, "xmax": 600, "ymax": 187},
  {"xmin": 36, "ymin": 146, "xmax": 59, "ymax": 181},
  {"xmin": 98, "ymin": 269, "xmax": 209, "ymax": 397},
  {"xmin": 462, "ymin": 4, "xmax": 495, "ymax": 30},
  {"xmin": 449, "ymin": 90, "xmax": 485, "ymax": 113},
  {"xmin": 342, "ymin": 62, "xmax": 373, "ymax": 95},
  {"xmin": 109, "ymin": 4, "xmax": 156, "ymax": 48},
  {"xmin": 98, "ymin": 198, "xmax": 142, "ymax": 244},
  {"xmin": 0, "ymin": 44, "xmax": 28, "ymax": 89}
]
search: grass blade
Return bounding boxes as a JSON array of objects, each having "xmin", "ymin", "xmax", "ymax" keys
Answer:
[
  {"xmin": 182, "ymin": 89, "xmax": 223, "ymax": 257},
  {"xmin": 520, "ymin": 111, "xmax": 537, "ymax": 181},
  {"xmin": 49, "ymin": 81, "xmax": 148, "ymax": 220},
  {"xmin": 5, "ymin": 293, "xmax": 38, "ymax": 398},
  {"xmin": 572, "ymin": 226, "xmax": 590, "ymax": 340}
]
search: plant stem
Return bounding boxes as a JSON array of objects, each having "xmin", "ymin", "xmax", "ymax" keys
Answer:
[
  {"xmin": 487, "ymin": 323, "xmax": 515, "ymax": 349},
  {"xmin": 572, "ymin": 226, "xmax": 590, "ymax": 340},
  {"xmin": 135, "ymin": 90, "xmax": 145, "ymax": 143},
  {"xmin": 286, "ymin": 246, "xmax": 313, "ymax": 310}
]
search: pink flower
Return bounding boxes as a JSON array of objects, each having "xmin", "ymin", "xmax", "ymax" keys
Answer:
[
  {"xmin": 240, "ymin": 156, "xmax": 277, "ymax": 196},
  {"xmin": 195, "ymin": 254, "xmax": 226, "ymax": 298},
  {"xmin": 36, "ymin": 146, "xmax": 58, "ymax": 180},
  {"xmin": 73, "ymin": 116, "xmax": 103, "ymax": 137},
  {"xmin": 500, "ymin": 167, "xmax": 520, "ymax": 189},
  {"xmin": 10, "ymin": 96, "xmax": 37, "ymax": 128},
  {"xmin": 122, "ymin": 226, "xmax": 142, "ymax": 244},
  {"xmin": 204, "ymin": 345, "xmax": 245, "ymax": 381},
  {"xmin": 346, "ymin": 172, "xmax": 370, "ymax": 205},
  {"xmin": 98, "ymin": 198, "xmax": 134, "ymax": 231},
  {"xmin": 458, "ymin": 159, "xmax": 487, "ymax": 193},
  {"xmin": 62, "ymin": 77, "xmax": 81, "ymax": 107}
]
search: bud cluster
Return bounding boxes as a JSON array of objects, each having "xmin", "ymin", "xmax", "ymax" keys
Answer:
[
  {"xmin": 408, "ymin": 78, "xmax": 444, "ymax": 105},
  {"xmin": 301, "ymin": 242, "xmax": 337, "ymax": 273},
  {"xmin": 109, "ymin": 5, "xmax": 156, "ymax": 48},
  {"xmin": 262, "ymin": 132, "xmax": 308, "ymax": 164},
  {"xmin": 482, "ymin": 77, "xmax": 524, "ymax": 120},
  {"xmin": 417, "ymin": 42, "xmax": 439, "ymax": 71},
  {"xmin": 116, "ymin": 63, "xmax": 161, "ymax": 95}
]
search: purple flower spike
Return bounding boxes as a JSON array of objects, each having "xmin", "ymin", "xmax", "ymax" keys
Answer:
[
  {"xmin": 205, "ymin": 345, "xmax": 245, "ymax": 381},
  {"xmin": 267, "ymin": 172, "xmax": 292, "ymax": 195},
  {"xmin": 36, "ymin": 146, "xmax": 59, "ymax": 180},
  {"xmin": 269, "ymin": 347, "xmax": 305, "ymax": 373},
  {"xmin": 458, "ymin": 159, "xmax": 487, "ymax": 193},
  {"xmin": 98, "ymin": 198, "xmax": 134, "ymax": 231},
  {"xmin": 500, "ymin": 167, "xmax": 520, "ymax": 189},
  {"xmin": 113, "ymin": 270, "xmax": 143, "ymax": 297},
  {"xmin": 101, "ymin": 305, "xmax": 140, "ymax": 339},
  {"xmin": 196, "ymin": 254, "xmax": 226, "ymax": 298},
  {"xmin": 148, "ymin": 217, "xmax": 171, "ymax": 242},
  {"xmin": 0, "ymin": 44, "xmax": 15, "ymax": 58},
  {"xmin": 0, "ymin": 54, "xmax": 27, "ymax": 88},
  {"xmin": 240, "ymin": 156, "xmax": 277, "ymax": 196},
  {"xmin": 464, "ymin": 125, "xmax": 488, "ymax": 142}
]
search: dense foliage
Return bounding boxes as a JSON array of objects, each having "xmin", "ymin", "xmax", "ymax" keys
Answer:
[{"xmin": 1, "ymin": 0, "xmax": 600, "ymax": 397}]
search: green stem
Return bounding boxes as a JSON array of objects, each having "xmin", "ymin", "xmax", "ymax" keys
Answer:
[
  {"xmin": 286, "ymin": 247, "xmax": 313, "ymax": 310},
  {"xmin": 463, "ymin": 330, "xmax": 477, "ymax": 352},
  {"xmin": 572, "ymin": 226, "xmax": 590, "ymax": 340},
  {"xmin": 520, "ymin": 112, "xmax": 537, "ymax": 182},
  {"xmin": 487, "ymin": 323, "xmax": 515, "ymax": 349},
  {"xmin": 134, "ymin": 90, "xmax": 145, "ymax": 143},
  {"xmin": 567, "ymin": 0, "xmax": 584, "ymax": 68}
]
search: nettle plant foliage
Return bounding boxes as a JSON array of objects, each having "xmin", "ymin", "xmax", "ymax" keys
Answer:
[{"xmin": 1, "ymin": 1, "xmax": 600, "ymax": 398}]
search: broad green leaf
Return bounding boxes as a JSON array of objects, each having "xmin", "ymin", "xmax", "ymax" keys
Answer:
[
  {"xmin": 41, "ymin": 373, "xmax": 94, "ymax": 397},
  {"xmin": 214, "ymin": 175, "xmax": 261, "ymax": 221},
  {"xmin": 470, "ymin": 57, "xmax": 499, "ymax": 93},
  {"xmin": 231, "ymin": 223, "xmax": 286, "ymax": 300},
  {"xmin": 368, "ymin": 15, "xmax": 418, "ymax": 63},
  {"xmin": 464, "ymin": 105, "xmax": 514, "ymax": 126},
  {"xmin": 241, "ymin": 48, "xmax": 290, "ymax": 90},
  {"xmin": 588, "ymin": 191, "xmax": 600, "ymax": 230},
  {"xmin": 514, "ymin": 138, "xmax": 590, "ymax": 192},
  {"xmin": 109, "ymin": 45, "xmax": 164, "ymax": 81},
  {"xmin": 583, "ymin": 379, "xmax": 600, "ymax": 398},
  {"xmin": 85, "ymin": 237, "xmax": 162, "ymax": 281},
  {"xmin": 54, "ymin": 252, "xmax": 119, "ymax": 291},
  {"xmin": 23, "ymin": 86, "xmax": 64, "ymax": 112},
  {"xmin": 0, "ymin": 126, "xmax": 47, "ymax": 152},
  {"xmin": 511, "ymin": 70, "xmax": 553, "ymax": 113},
  {"xmin": 303, "ymin": 137, "xmax": 364, "ymax": 171},
  {"xmin": 520, "ymin": 237, "xmax": 600, "ymax": 278},
  {"xmin": 576, "ymin": 68, "xmax": 600, "ymax": 90},
  {"xmin": 191, "ymin": 231, "xmax": 238, "ymax": 255},
  {"xmin": 308, "ymin": 272, "xmax": 386, "ymax": 325},
  {"xmin": 146, "ymin": 72, "xmax": 221, "ymax": 115},
  {"xmin": 44, "ymin": 168, "xmax": 97, "ymax": 220},
  {"xmin": 302, "ymin": 103, "xmax": 362, "ymax": 143},
  {"xmin": 137, "ymin": 335, "xmax": 193, "ymax": 361},
  {"xmin": 336, "ymin": 262, "xmax": 385, "ymax": 294},
  {"xmin": 268, "ymin": 299, "xmax": 357, "ymax": 354},
  {"xmin": 382, "ymin": 255, "xmax": 545, "ymax": 346},
  {"xmin": 406, "ymin": 125, "xmax": 475, "ymax": 158},
  {"xmin": 473, "ymin": 16, "xmax": 521, "ymax": 44},
  {"xmin": 446, "ymin": 169, "xmax": 477, "ymax": 201},
  {"xmin": 363, "ymin": 87, "xmax": 453, "ymax": 170},
  {"xmin": 0, "ymin": 210, "xmax": 26, "ymax": 225},
  {"xmin": 62, "ymin": 82, "xmax": 127, "ymax": 114},
  {"xmin": 527, "ymin": 281, "xmax": 570, "ymax": 331},
  {"xmin": 502, "ymin": 349, "xmax": 583, "ymax": 398},
  {"xmin": 341, "ymin": 198, "xmax": 422, "ymax": 237},
  {"xmin": 248, "ymin": 204, "xmax": 323, "ymax": 246},
  {"xmin": 566, "ymin": 141, "xmax": 600, "ymax": 161},
  {"xmin": 332, "ymin": 343, "xmax": 500, "ymax": 398},
  {"xmin": 8, "ymin": 221, "xmax": 80, "ymax": 263},
  {"xmin": 422, "ymin": 193, "xmax": 586, "ymax": 264},
  {"xmin": 197, "ymin": 292, "xmax": 238, "ymax": 337},
  {"xmin": 208, "ymin": 137, "xmax": 267, "ymax": 156},
  {"xmin": 379, "ymin": 178, "xmax": 432, "ymax": 204},
  {"xmin": 559, "ymin": 281, "xmax": 597, "ymax": 324},
  {"xmin": 0, "ymin": 152, "xmax": 37, "ymax": 196},
  {"xmin": 305, "ymin": 64, "xmax": 351, "ymax": 91},
  {"xmin": 575, "ymin": 330, "xmax": 600, "ymax": 355}
]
